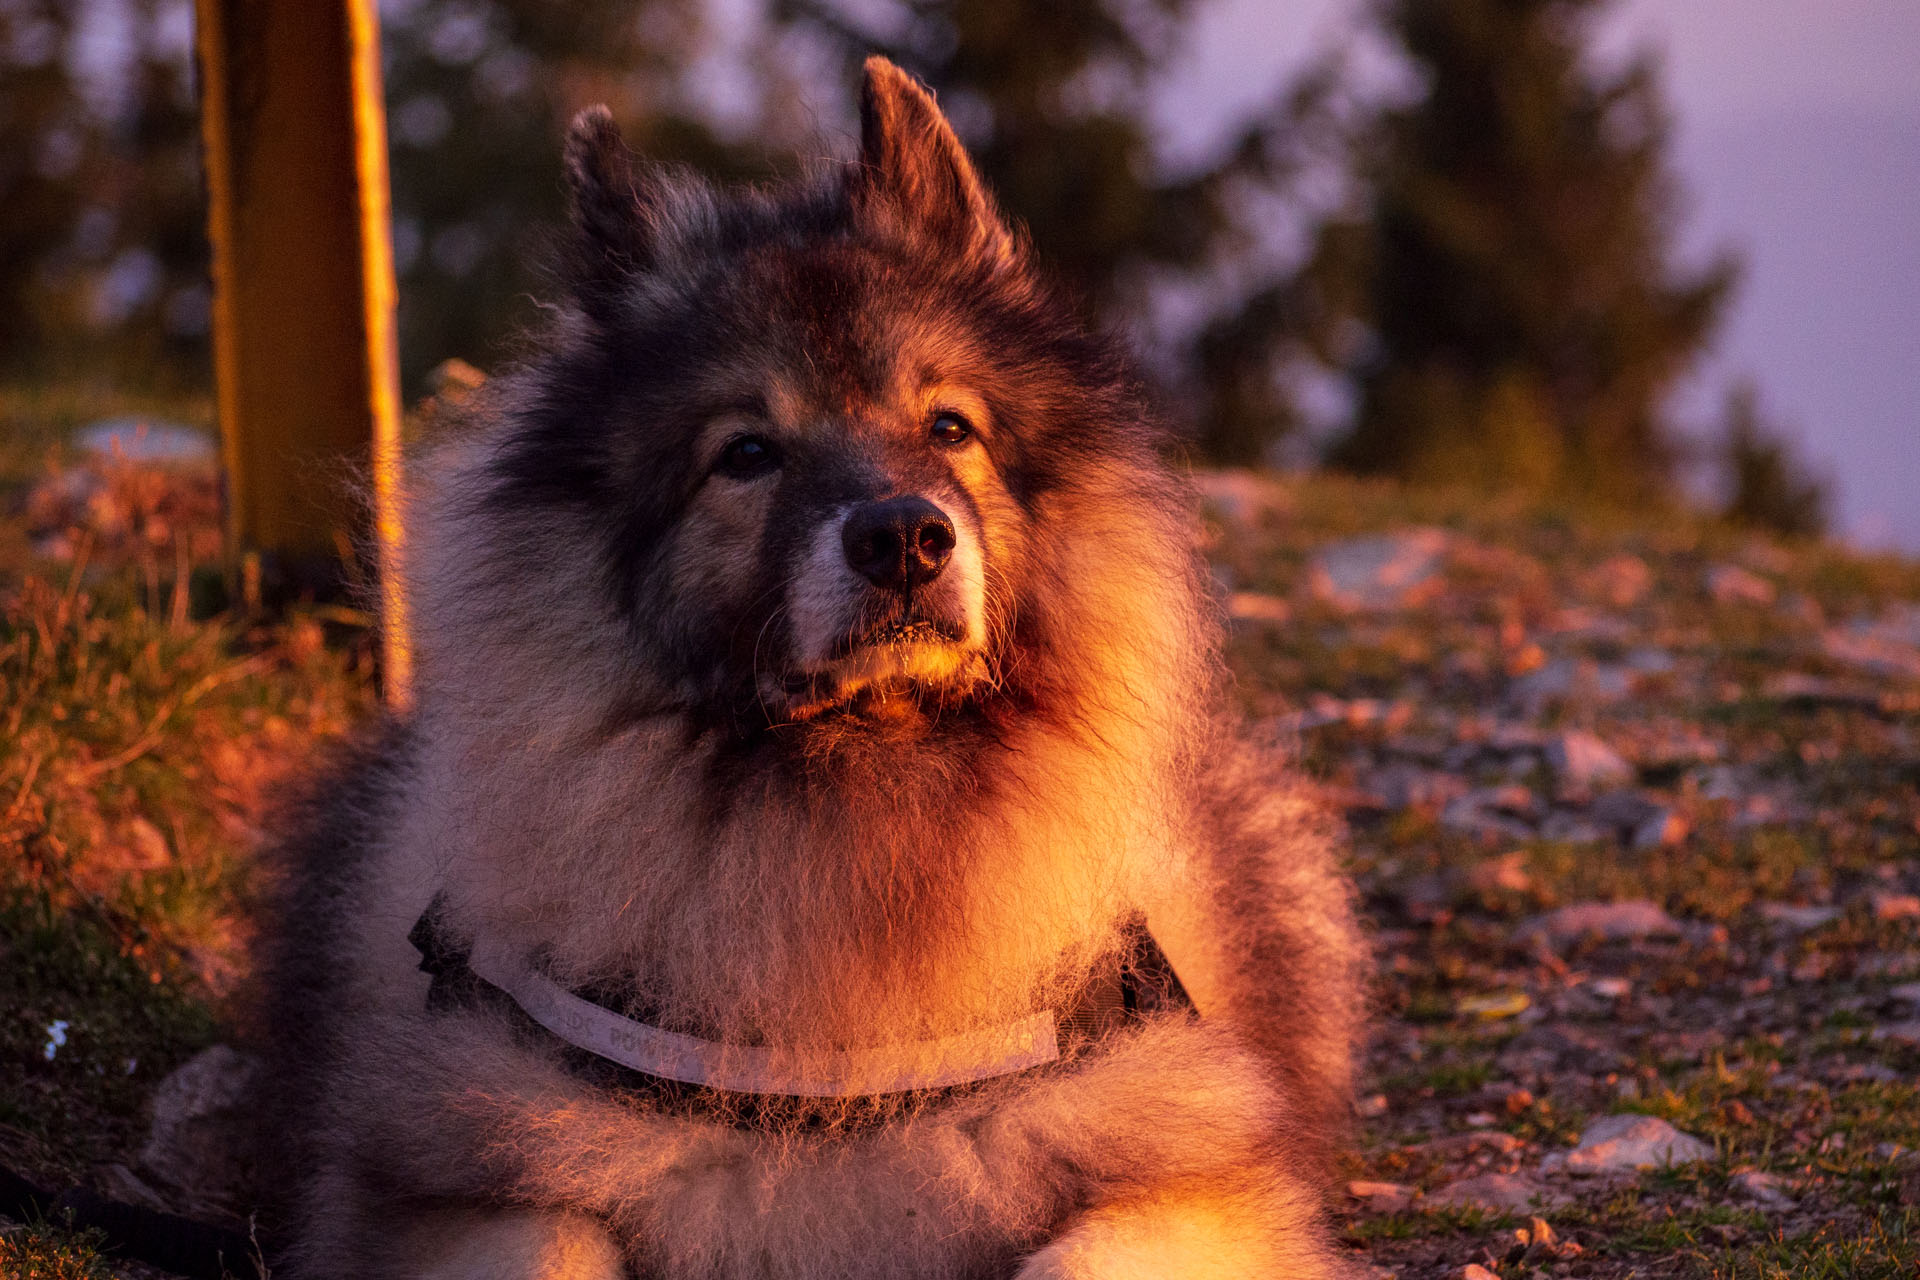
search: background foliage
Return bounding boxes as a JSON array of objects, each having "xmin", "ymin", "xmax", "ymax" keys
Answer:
[
  {"xmin": 1319, "ymin": 0, "xmax": 1738, "ymax": 505},
  {"xmin": 0, "ymin": 0, "xmax": 1828, "ymax": 528}
]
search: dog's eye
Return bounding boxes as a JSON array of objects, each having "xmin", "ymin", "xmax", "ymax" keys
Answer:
[
  {"xmin": 929, "ymin": 412, "xmax": 973, "ymax": 446},
  {"xmin": 716, "ymin": 434, "xmax": 780, "ymax": 479}
]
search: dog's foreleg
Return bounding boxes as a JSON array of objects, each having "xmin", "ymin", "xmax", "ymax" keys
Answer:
[
  {"xmin": 1011, "ymin": 1179, "xmax": 1352, "ymax": 1280},
  {"xmin": 398, "ymin": 1208, "xmax": 627, "ymax": 1280}
]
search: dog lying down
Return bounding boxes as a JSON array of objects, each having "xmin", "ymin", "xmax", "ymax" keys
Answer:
[{"xmin": 257, "ymin": 55, "xmax": 1365, "ymax": 1280}]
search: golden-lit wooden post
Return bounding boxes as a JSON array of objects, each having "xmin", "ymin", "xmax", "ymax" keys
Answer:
[{"xmin": 194, "ymin": 0, "xmax": 412, "ymax": 708}]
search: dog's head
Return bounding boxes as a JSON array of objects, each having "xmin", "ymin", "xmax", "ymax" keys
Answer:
[
  {"xmin": 430, "ymin": 59, "xmax": 1195, "ymax": 743},
  {"xmin": 404, "ymin": 63, "xmax": 1219, "ymax": 1028}
]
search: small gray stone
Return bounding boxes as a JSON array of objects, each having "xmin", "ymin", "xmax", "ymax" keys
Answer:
[
  {"xmin": 1193, "ymin": 469, "xmax": 1286, "ymax": 525},
  {"xmin": 1518, "ymin": 900, "xmax": 1684, "ymax": 947},
  {"xmin": 1624, "ymin": 646, "xmax": 1677, "ymax": 675},
  {"xmin": 1759, "ymin": 902, "xmax": 1842, "ymax": 931},
  {"xmin": 1421, "ymin": 1130, "xmax": 1525, "ymax": 1161},
  {"xmin": 1831, "ymin": 1062, "xmax": 1899, "ymax": 1084},
  {"xmin": 1582, "ymin": 792, "xmax": 1689, "ymax": 849},
  {"xmin": 139, "ymin": 1044, "xmax": 260, "ymax": 1212},
  {"xmin": 1441, "ymin": 789, "xmax": 1537, "ymax": 842},
  {"xmin": 1426, "ymin": 1172, "xmax": 1564, "ymax": 1214},
  {"xmin": 1544, "ymin": 730, "xmax": 1633, "ymax": 794},
  {"xmin": 1822, "ymin": 606, "xmax": 1920, "ymax": 680},
  {"xmin": 1564, "ymin": 1114, "xmax": 1714, "ymax": 1174},
  {"xmin": 1309, "ymin": 529, "xmax": 1449, "ymax": 611},
  {"xmin": 1367, "ymin": 763, "xmax": 1469, "ymax": 812},
  {"xmin": 1226, "ymin": 591, "xmax": 1291, "ymax": 626},
  {"xmin": 1485, "ymin": 722, "xmax": 1547, "ymax": 754},
  {"xmin": 1510, "ymin": 657, "xmax": 1633, "ymax": 708},
  {"xmin": 1588, "ymin": 790, "xmax": 1663, "ymax": 831},
  {"xmin": 1760, "ymin": 671, "xmax": 1882, "ymax": 709},
  {"xmin": 1346, "ymin": 1180, "xmax": 1414, "ymax": 1213},
  {"xmin": 1872, "ymin": 1021, "xmax": 1920, "ymax": 1049},
  {"xmin": 1699, "ymin": 764, "xmax": 1749, "ymax": 801},
  {"xmin": 1538, "ymin": 811, "xmax": 1609, "ymax": 844},
  {"xmin": 1729, "ymin": 1169, "xmax": 1796, "ymax": 1211},
  {"xmin": 74, "ymin": 417, "xmax": 217, "ymax": 464},
  {"xmin": 1630, "ymin": 806, "xmax": 1688, "ymax": 850},
  {"xmin": 1707, "ymin": 564, "xmax": 1777, "ymax": 606}
]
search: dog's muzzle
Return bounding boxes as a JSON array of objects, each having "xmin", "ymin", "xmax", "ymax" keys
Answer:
[{"xmin": 782, "ymin": 494, "xmax": 987, "ymax": 701}]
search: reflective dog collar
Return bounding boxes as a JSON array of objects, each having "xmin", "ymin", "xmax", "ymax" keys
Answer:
[
  {"xmin": 465, "ymin": 930, "xmax": 1059, "ymax": 1097},
  {"xmin": 409, "ymin": 896, "xmax": 1190, "ymax": 1102}
]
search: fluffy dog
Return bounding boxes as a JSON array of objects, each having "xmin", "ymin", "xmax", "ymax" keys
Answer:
[{"xmin": 259, "ymin": 57, "xmax": 1364, "ymax": 1280}]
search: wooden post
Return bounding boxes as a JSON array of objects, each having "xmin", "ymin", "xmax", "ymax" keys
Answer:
[{"xmin": 194, "ymin": 0, "xmax": 411, "ymax": 708}]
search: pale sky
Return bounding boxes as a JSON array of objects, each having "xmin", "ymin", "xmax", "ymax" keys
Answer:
[{"xmin": 1154, "ymin": 0, "xmax": 1920, "ymax": 550}]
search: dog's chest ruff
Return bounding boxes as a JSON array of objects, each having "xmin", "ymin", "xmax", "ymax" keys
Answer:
[{"xmin": 409, "ymin": 897, "xmax": 1190, "ymax": 1110}]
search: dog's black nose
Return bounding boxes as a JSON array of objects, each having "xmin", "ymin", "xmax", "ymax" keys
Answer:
[{"xmin": 842, "ymin": 496, "xmax": 955, "ymax": 592}]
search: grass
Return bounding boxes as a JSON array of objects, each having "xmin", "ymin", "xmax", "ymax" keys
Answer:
[
  {"xmin": 0, "ymin": 583, "xmax": 372, "ymax": 1188},
  {"xmin": 0, "ymin": 579, "xmax": 372, "ymax": 1173},
  {"xmin": 1, "ymin": 387, "xmax": 376, "ymax": 1211},
  {"xmin": 1210, "ymin": 471, "xmax": 1920, "ymax": 1276},
  {"xmin": 0, "ymin": 887, "xmax": 218, "ymax": 1179}
]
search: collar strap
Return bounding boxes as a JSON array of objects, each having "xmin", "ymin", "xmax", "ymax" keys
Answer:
[{"xmin": 409, "ymin": 897, "xmax": 1189, "ymax": 1102}]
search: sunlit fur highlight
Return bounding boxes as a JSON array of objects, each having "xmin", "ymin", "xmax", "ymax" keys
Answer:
[{"xmin": 257, "ymin": 57, "xmax": 1364, "ymax": 1280}]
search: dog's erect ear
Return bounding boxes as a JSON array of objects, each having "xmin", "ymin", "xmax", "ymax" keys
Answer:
[
  {"xmin": 564, "ymin": 106, "xmax": 651, "ymax": 293},
  {"xmin": 851, "ymin": 57, "xmax": 1018, "ymax": 265}
]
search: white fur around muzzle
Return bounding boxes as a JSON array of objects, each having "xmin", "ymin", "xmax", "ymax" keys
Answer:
[{"xmin": 785, "ymin": 497, "xmax": 987, "ymax": 681}]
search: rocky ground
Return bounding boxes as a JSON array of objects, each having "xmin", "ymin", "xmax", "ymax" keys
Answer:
[
  {"xmin": 1202, "ymin": 472, "xmax": 1920, "ymax": 1278},
  {"xmin": 3, "ymin": 398, "xmax": 1918, "ymax": 1276}
]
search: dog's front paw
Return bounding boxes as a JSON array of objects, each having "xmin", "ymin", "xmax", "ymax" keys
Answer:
[
  {"xmin": 407, "ymin": 1209, "xmax": 626, "ymax": 1280},
  {"xmin": 1013, "ymin": 1185, "xmax": 1353, "ymax": 1280}
]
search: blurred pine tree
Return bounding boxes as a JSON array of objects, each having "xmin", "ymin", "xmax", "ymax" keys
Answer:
[
  {"xmin": 1308, "ymin": 0, "xmax": 1738, "ymax": 501},
  {"xmin": 1718, "ymin": 380, "xmax": 1827, "ymax": 539}
]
